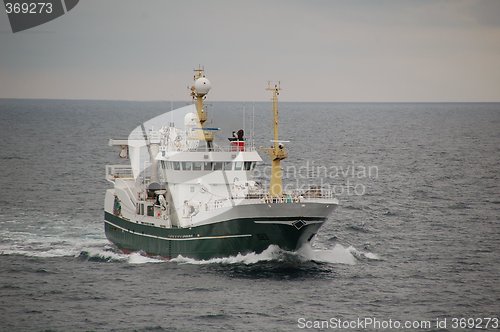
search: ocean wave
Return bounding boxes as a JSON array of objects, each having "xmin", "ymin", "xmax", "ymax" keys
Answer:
[
  {"xmin": 76, "ymin": 247, "xmax": 128, "ymax": 262},
  {"xmin": 0, "ymin": 232, "xmax": 379, "ymax": 266},
  {"xmin": 297, "ymin": 243, "xmax": 380, "ymax": 264},
  {"xmin": 77, "ymin": 249, "xmax": 165, "ymax": 264},
  {"xmin": 170, "ymin": 243, "xmax": 380, "ymax": 266},
  {"xmin": 170, "ymin": 245, "xmax": 282, "ymax": 265},
  {"xmin": 0, "ymin": 238, "xmax": 108, "ymax": 258},
  {"xmin": 127, "ymin": 252, "xmax": 165, "ymax": 264},
  {"xmin": 346, "ymin": 245, "xmax": 381, "ymax": 261}
]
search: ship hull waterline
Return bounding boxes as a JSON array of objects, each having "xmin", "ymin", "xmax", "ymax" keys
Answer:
[{"xmin": 104, "ymin": 212, "xmax": 326, "ymax": 260}]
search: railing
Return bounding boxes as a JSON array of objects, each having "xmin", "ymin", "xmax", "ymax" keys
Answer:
[
  {"xmin": 198, "ymin": 188, "xmax": 336, "ymax": 212},
  {"xmin": 243, "ymin": 188, "xmax": 335, "ymax": 202},
  {"xmin": 181, "ymin": 143, "xmax": 255, "ymax": 153},
  {"xmin": 212, "ymin": 144, "xmax": 256, "ymax": 152},
  {"xmin": 106, "ymin": 165, "xmax": 134, "ymax": 182},
  {"xmin": 300, "ymin": 188, "xmax": 335, "ymax": 199},
  {"xmin": 161, "ymin": 143, "xmax": 256, "ymax": 153}
]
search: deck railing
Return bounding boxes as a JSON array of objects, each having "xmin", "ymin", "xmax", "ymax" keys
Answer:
[
  {"xmin": 243, "ymin": 188, "xmax": 335, "ymax": 202},
  {"xmin": 199, "ymin": 188, "xmax": 336, "ymax": 212},
  {"xmin": 184, "ymin": 143, "xmax": 255, "ymax": 153},
  {"xmin": 106, "ymin": 165, "xmax": 134, "ymax": 182}
]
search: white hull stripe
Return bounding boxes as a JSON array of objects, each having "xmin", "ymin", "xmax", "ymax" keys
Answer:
[
  {"xmin": 253, "ymin": 220, "xmax": 324, "ymax": 225},
  {"xmin": 105, "ymin": 220, "xmax": 252, "ymax": 241}
]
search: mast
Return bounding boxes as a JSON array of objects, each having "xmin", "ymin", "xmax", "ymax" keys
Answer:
[
  {"xmin": 266, "ymin": 82, "xmax": 287, "ymax": 197},
  {"xmin": 190, "ymin": 67, "xmax": 213, "ymax": 149}
]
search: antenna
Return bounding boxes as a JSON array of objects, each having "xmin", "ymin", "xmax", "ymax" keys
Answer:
[
  {"xmin": 252, "ymin": 102, "xmax": 255, "ymax": 149},
  {"xmin": 265, "ymin": 81, "xmax": 286, "ymax": 197},
  {"xmin": 243, "ymin": 104, "xmax": 246, "ymax": 138}
]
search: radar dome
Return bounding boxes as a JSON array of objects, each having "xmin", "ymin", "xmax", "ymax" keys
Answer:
[{"xmin": 194, "ymin": 77, "xmax": 211, "ymax": 96}]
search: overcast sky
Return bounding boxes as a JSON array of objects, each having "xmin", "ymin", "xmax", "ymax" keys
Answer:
[{"xmin": 1, "ymin": 0, "xmax": 499, "ymax": 102}]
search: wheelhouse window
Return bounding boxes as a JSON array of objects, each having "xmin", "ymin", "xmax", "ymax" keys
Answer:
[
  {"xmin": 212, "ymin": 162, "xmax": 223, "ymax": 170},
  {"xmin": 164, "ymin": 161, "xmax": 249, "ymax": 171},
  {"xmin": 193, "ymin": 162, "xmax": 202, "ymax": 171}
]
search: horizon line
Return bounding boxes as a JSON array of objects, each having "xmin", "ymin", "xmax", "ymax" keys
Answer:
[{"xmin": 1, "ymin": 97, "xmax": 500, "ymax": 104}]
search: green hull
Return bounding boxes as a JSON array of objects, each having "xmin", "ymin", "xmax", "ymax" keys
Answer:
[{"xmin": 104, "ymin": 212, "xmax": 324, "ymax": 260}]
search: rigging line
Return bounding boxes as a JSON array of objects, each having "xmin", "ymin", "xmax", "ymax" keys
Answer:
[
  {"xmin": 252, "ymin": 102, "xmax": 255, "ymax": 149},
  {"xmin": 140, "ymin": 124, "xmax": 152, "ymax": 157},
  {"xmin": 243, "ymin": 104, "xmax": 246, "ymax": 136}
]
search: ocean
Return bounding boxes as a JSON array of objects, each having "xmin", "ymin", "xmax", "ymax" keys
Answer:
[{"xmin": 0, "ymin": 100, "xmax": 499, "ymax": 331}]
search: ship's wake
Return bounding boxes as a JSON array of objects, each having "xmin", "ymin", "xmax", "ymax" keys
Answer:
[
  {"xmin": 166, "ymin": 244, "xmax": 381, "ymax": 279},
  {"xmin": 0, "ymin": 229, "xmax": 165, "ymax": 264},
  {"xmin": 77, "ymin": 247, "xmax": 165, "ymax": 264},
  {"xmin": 0, "ymin": 226, "xmax": 379, "ymax": 266},
  {"xmin": 171, "ymin": 243, "xmax": 380, "ymax": 266},
  {"xmin": 1, "ymin": 238, "xmax": 380, "ymax": 266}
]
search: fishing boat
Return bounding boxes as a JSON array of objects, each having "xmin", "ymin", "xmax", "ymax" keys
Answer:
[{"xmin": 104, "ymin": 68, "xmax": 338, "ymax": 260}]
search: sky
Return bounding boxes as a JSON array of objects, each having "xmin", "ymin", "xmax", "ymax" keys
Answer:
[{"xmin": 0, "ymin": 0, "xmax": 499, "ymax": 102}]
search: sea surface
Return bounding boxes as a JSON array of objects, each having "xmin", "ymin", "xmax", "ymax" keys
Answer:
[{"xmin": 0, "ymin": 100, "xmax": 499, "ymax": 331}]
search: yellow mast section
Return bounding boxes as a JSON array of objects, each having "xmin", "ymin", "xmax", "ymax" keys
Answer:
[
  {"xmin": 190, "ymin": 67, "xmax": 213, "ymax": 144},
  {"xmin": 266, "ymin": 82, "xmax": 287, "ymax": 197}
]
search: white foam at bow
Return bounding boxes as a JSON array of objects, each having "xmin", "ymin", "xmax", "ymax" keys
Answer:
[
  {"xmin": 298, "ymin": 243, "xmax": 357, "ymax": 265},
  {"xmin": 346, "ymin": 245, "xmax": 381, "ymax": 260},
  {"xmin": 127, "ymin": 252, "xmax": 164, "ymax": 264},
  {"xmin": 170, "ymin": 245, "xmax": 282, "ymax": 265},
  {"xmin": 169, "ymin": 243, "xmax": 379, "ymax": 266}
]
